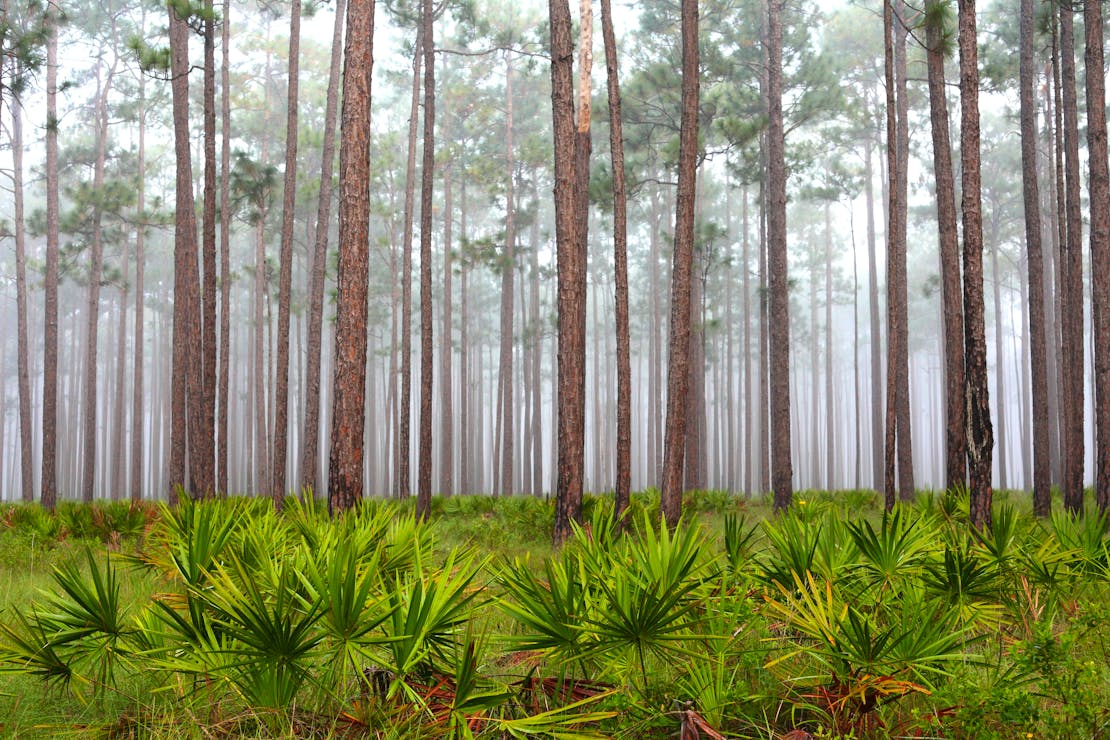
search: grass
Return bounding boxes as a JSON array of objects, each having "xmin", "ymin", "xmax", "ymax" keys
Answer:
[{"xmin": 0, "ymin": 489, "xmax": 1108, "ymax": 738}]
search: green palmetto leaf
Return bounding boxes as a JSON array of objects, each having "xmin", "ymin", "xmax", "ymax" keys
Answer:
[
  {"xmin": 31, "ymin": 548, "xmax": 135, "ymax": 695},
  {"xmin": 384, "ymin": 549, "xmax": 484, "ymax": 682},
  {"xmin": 845, "ymin": 506, "xmax": 934, "ymax": 595},
  {"xmin": 0, "ymin": 609, "xmax": 73, "ymax": 687},
  {"xmin": 199, "ymin": 552, "xmax": 324, "ymax": 709}
]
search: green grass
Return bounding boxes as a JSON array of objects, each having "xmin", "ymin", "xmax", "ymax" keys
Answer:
[{"xmin": 1, "ymin": 490, "xmax": 1109, "ymax": 738}]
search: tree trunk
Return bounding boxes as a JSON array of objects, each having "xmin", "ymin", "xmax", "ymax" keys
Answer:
[
  {"xmin": 865, "ymin": 138, "xmax": 883, "ymax": 493},
  {"xmin": 603, "ymin": 0, "xmax": 630, "ymax": 521},
  {"xmin": 659, "ymin": 0, "xmax": 699, "ymax": 527},
  {"xmin": 216, "ymin": 0, "xmax": 232, "ymax": 497},
  {"xmin": 825, "ymin": 202, "xmax": 835, "ymax": 489},
  {"xmin": 499, "ymin": 57, "xmax": 517, "ymax": 500},
  {"xmin": 440, "ymin": 126, "xmax": 454, "ymax": 498},
  {"xmin": 1019, "ymin": 0, "xmax": 1050, "ymax": 514},
  {"xmin": 992, "ymin": 239, "xmax": 1009, "ymax": 491},
  {"xmin": 926, "ymin": 12, "xmax": 967, "ymax": 493},
  {"xmin": 81, "ymin": 54, "xmax": 116, "ymax": 502},
  {"xmin": 131, "ymin": 55, "xmax": 148, "ymax": 502},
  {"xmin": 417, "ymin": 0, "xmax": 435, "ymax": 519},
  {"xmin": 9, "ymin": 57, "xmax": 33, "ymax": 502},
  {"xmin": 399, "ymin": 34, "xmax": 422, "ymax": 500},
  {"xmin": 959, "ymin": 0, "xmax": 994, "ymax": 529},
  {"xmin": 272, "ymin": 0, "xmax": 303, "ymax": 506},
  {"xmin": 1084, "ymin": 0, "xmax": 1110, "ymax": 511},
  {"xmin": 199, "ymin": 0, "xmax": 218, "ymax": 501},
  {"xmin": 327, "ymin": 0, "xmax": 375, "ymax": 513},
  {"xmin": 1059, "ymin": 4, "xmax": 1084, "ymax": 513},
  {"xmin": 551, "ymin": 0, "xmax": 585, "ymax": 544},
  {"xmin": 742, "ymin": 184, "xmax": 753, "ymax": 494},
  {"xmin": 302, "ymin": 0, "xmax": 345, "ymax": 497},
  {"xmin": 168, "ymin": 3, "xmax": 209, "ymax": 500},
  {"xmin": 767, "ymin": 0, "xmax": 792, "ymax": 510}
]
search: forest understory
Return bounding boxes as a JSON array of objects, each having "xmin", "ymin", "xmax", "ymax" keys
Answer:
[{"xmin": 1, "ymin": 490, "xmax": 1110, "ymax": 739}]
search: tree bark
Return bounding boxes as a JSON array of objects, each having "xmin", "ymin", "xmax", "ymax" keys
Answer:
[
  {"xmin": 302, "ymin": 0, "xmax": 344, "ymax": 497},
  {"xmin": 1059, "ymin": 4, "xmax": 1084, "ymax": 513},
  {"xmin": 399, "ymin": 34, "xmax": 422, "ymax": 500},
  {"xmin": 41, "ymin": 7, "xmax": 59, "ymax": 510},
  {"xmin": 499, "ymin": 57, "xmax": 517, "ymax": 500},
  {"xmin": 550, "ymin": 0, "xmax": 585, "ymax": 545},
  {"xmin": 958, "ymin": 0, "xmax": 994, "ymax": 529},
  {"xmin": 81, "ymin": 52, "xmax": 117, "ymax": 502},
  {"xmin": 660, "ymin": 0, "xmax": 700, "ymax": 527},
  {"xmin": 1082, "ymin": 0, "xmax": 1110, "ymax": 510},
  {"xmin": 926, "ymin": 10, "xmax": 967, "ymax": 494},
  {"xmin": 417, "ymin": 0, "xmax": 435, "ymax": 519},
  {"xmin": 217, "ymin": 0, "xmax": 232, "ymax": 496},
  {"xmin": 601, "ymin": 0, "xmax": 630, "ymax": 522},
  {"xmin": 199, "ymin": 0, "xmax": 217, "ymax": 501},
  {"xmin": 168, "ymin": 3, "xmax": 209, "ymax": 500},
  {"xmin": 1019, "ymin": 0, "xmax": 1050, "ymax": 515},
  {"xmin": 327, "ymin": 0, "xmax": 375, "ymax": 513},
  {"xmin": 8, "ymin": 56, "xmax": 33, "ymax": 502},
  {"xmin": 272, "ymin": 0, "xmax": 303, "ymax": 506},
  {"xmin": 767, "ymin": 0, "xmax": 792, "ymax": 511},
  {"xmin": 440, "ymin": 120, "xmax": 454, "ymax": 498},
  {"xmin": 865, "ymin": 137, "xmax": 883, "ymax": 493}
]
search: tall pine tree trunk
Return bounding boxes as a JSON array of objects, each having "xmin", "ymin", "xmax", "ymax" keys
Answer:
[
  {"xmin": 660, "ymin": 0, "xmax": 700, "ymax": 527},
  {"xmin": 926, "ymin": 7, "xmax": 967, "ymax": 493},
  {"xmin": 551, "ymin": 0, "xmax": 585, "ymax": 544},
  {"xmin": 498, "ymin": 57, "xmax": 517, "ymax": 500},
  {"xmin": 273, "ymin": 0, "xmax": 303, "ymax": 505},
  {"xmin": 9, "ymin": 58, "xmax": 33, "ymax": 502},
  {"xmin": 767, "ymin": 0, "xmax": 792, "ymax": 510},
  {"xmin": 1019, "ymin": 0, "xmax": 1050, "ymax": 514},
  {"xmin": 959, "ymin": 0, "xmax": 994, "ymax": 529},
  {"xmin": 1084, "ymin": 0, "xmax": 1110, "ymax": 511},
  {"xmin": 399, "ymin": 34, "xmax": 422, "ymax": 500},
  {"xmin": 302, "ymin": 0, "xmax": 345, "ymax": 496},
  {"xmin": 417, "ymin": 0, "xmax": 435, "ymax": 518},
  {"xmin": 603, "ymin": 0, "xmax": 630, "ymax": 520},
  {"xmin": 217, "ymin": 0, "xmax": 232, "ymax": 496},
  {"xmin": 327, "ymin": 0, "xmax": 375, "ymax": 513},
  {"xmin": 1059, "ymin": 4, "xmax": 1084, "ymax": 512}
]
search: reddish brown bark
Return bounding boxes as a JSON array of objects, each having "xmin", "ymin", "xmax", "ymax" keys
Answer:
[
  {"xmin": 1021, "ymin": 0, "xmax": 1051, "ymax": 515},
  {"xmin": 958, "ymin": 0, "xmax": 994, "ymax": 529},
  {"xmin": 8, "ymin": 58, "xmax": 32, "ymax": 502},
  {"xmin": 550, "ymin": 0, "xmax": 584, "ymax": 545},
  {"xmin": 327, "ymin": 0, "xmax": 375, "ymax": 513},
  {"xmin": 661, "ymin": 0, "xmax": 700, "ymax": 527},
  {"xmin": 926, "ymin": 12, "xmax": 967, "ymax": 494},
  {"xmin": 273, "ymin": 0, "xmax": 303, "ymax": 506},
  {"xmin": 417, "ymin": 0, "xmax": 435, "ymax": 520},
  {"xmin": 41, "ymin": 6, "xmax": 59, "ymax": 510},
  {"xmin": 302, "ymin": 0, "xmax": 345, "ymax": 497},
  {"xmin": 1085, "ymin": 0, "xmax": 1110, "ymax": 512},
  {"xmin": 767, "ymin": 0, "xmax": 792, "ymax": 511}
]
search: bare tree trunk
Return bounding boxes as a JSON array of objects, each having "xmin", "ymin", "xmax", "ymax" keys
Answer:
[
  {"xmin": 8, "ymin": 55, "xmax": 33, "ymax": 502},
  {"xmin": 1059, "ymin": 4, "xmax": 1084, "ymax": 512},
  {"xmin": 399, "ymin": 35, "xmax": 422, "ymax": 500},
  {"xmin": 551, "ymin": 0, "xmax": 585, "ymax": 544},
  {"xmin": 864, "ymin": 138, "xmax": 883, "ymax": 493},
  {"xmin": 1084, "ymin": 0, "xmax": 1110, "ymax": 511},
  {"xmin": 440, "ymin": 129, "xmax": 454, "ymax": 498},
  {"xmin": 926, "ymin": 12, "xmax": 967, "ymax": 493},
  {"xmin": 131, "ymin": 59, "xmax": 148, "ymax": 502},
  {"xmin": 742, "ymin": 184, "xmax": 753, "ymax": 494},
  {"xmin": 327, "ymin": 0, "xmax": 375, "ymax": 513},
  {"xmin": 1019, "ymin": 0, "xmax": 1050, "ymax": 514},
  {"xmin": 660, "ymin": 0, "xmax": 700, "ymax": 527},
  {"xmin": 83, "ymin": 47, "xmax": 118, "ymax": 503},
  {"xmin": 111, "ymin": 215, "xmax": 128, "ymax": 499},
  {"xmin": 417, "ymin": 0, "xmax": 435, "ymax": 518},
  {"xmin": 991, "ymin": 239, "xmax": 1009, "ymax": 490},
  {"xmin": 302, "ymin": 0, "xmax": 345, "ymax": 497},
  {"xmin": 216, "ymin": 0, "xmax": 232, "ymax": 496},
  {"xmin": 767, "ymin": 0, "xmax": 792, "ymax": 510},
  {"xmin": 959, "ymin": 0, "xmax": 994, "ymax": 529},
  {"xmin": 197, "ymin": 0, "xmax": 218, "ymax": 502},
  {"xmin": 168, "ymin": 3, "xmax": 209, "ymax": 500},
  {"xmin": 498, "ymin": 57, "xmax": 517, "ymax": 500},
  {"xmin": 530, "ymin": 186, "xmax": 544, "ymax": 498},
  {"xmin": 825, "ymin": 202, "xmax": 835, "ymax": 489},
  {"xmin": 272, "ymin": 0, "xmax": 303, "ymax": 506}
]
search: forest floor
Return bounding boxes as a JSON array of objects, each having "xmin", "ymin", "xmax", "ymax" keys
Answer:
[{"xmin": 0, "ymin": 489, "xmax": 1107, "ymax": 738}]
